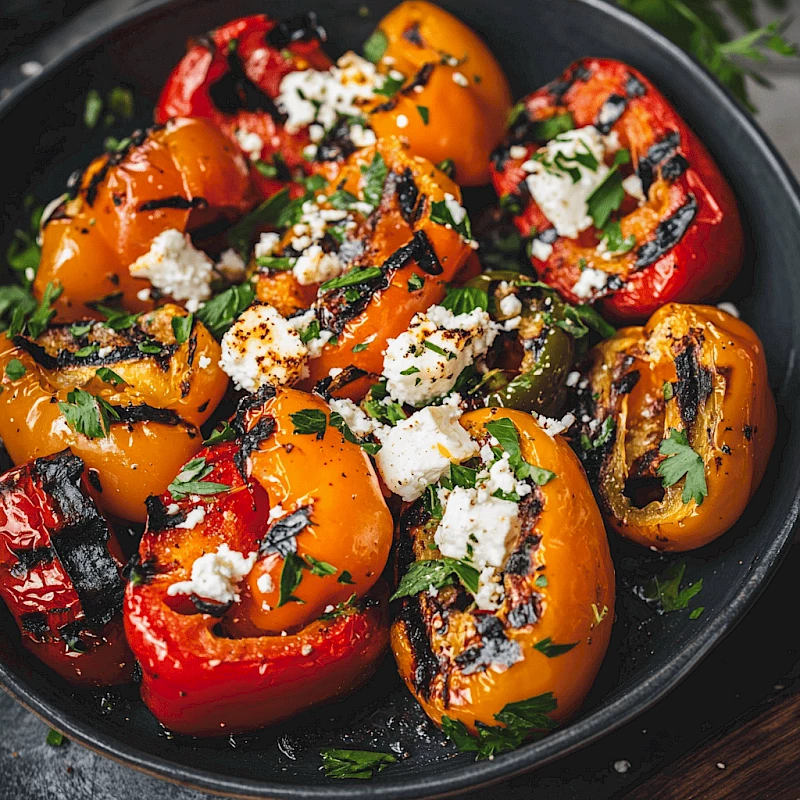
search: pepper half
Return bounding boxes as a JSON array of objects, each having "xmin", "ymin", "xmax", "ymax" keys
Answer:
[
  {"xmin": 125, "ymin": 384, "xmax": 393, "ymax": 735},
  {"xmin": 391, "ymin": 408, "xmax": 614, "ymax": 735},
  {"xmin": 0, "ymin": 305, "xmax": 227, "ymax": 521},
  {"xmin": 37, "ymin": 117, "xmax": 254, "ymax": 320},
  {"xmin": 574, "ymin": 303, "xmax": 776, "ymax": 551},
  {"xmin": 0, "ymin": 450, "xmax": 133, "ymax": 685},
  {"xmin": 491, "ymin": 58, "xmax": 743, "ymax": 322}
]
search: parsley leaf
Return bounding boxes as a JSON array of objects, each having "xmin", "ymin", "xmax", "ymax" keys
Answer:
[
  {"xmin": 364, "ymin": 380, "xmax": 407, "ymax": 426},
  {"xmin": 0, "ymin": 285, "xmax": 37, "ymax": 334},
  {"xmin": 171, "ymin": 313, "xmax": 193, "ymax": 345},
  {"xmin": 167, "ymin": 456, "xmax": 230, "ymax": 500},
  {"xmin": 600, "ymin": 220, "xmax": 636, "ymax": 255},
  {"xmin": 320, "ymin": 266, "xmax": 382, "ymax": 293},
  {"xmin": 304, "ymin": 555, "xmax": 337, "ymax": 577},
  {"xmin": 485, "ymin": 417, "xmax": 555, "ymax": 484},
  {"xmin": 416, "ymin": 105, "xmax": 429, "ymax": 124},
  {"xmin": 436, "ymin": 158, "xmax": 456, "ymax": 178},
  {"xmin": 290, "ymin": 408, "xmax": 328, "ymax": 439},
  {"xmin": 202, "ymin": 421, "xmax": 237, "ymax": 445},
  {"xmin": 586, "ymin": 167, "xmax": 625, "ymax": 229},
  {"xmin": 23, "ymin": 281, "xmax": 63, "ymax": 338},
  {"xmin": 338, "ymin": 570, "xmax": 355, "ymax": 584},
  {"xmin": 58, "ymin": 388, "xmax": 118, "ymax": 439},
  {"xmin": 361, "ymin": 152, "xmax": 388, "ymax": 208},
  {"xmin": 430, "ymin": 199, "xmax": 472, "ymax": 239},
  {"xmin": 533, "ymin": 637, "xmax": 578, "ymax": 658},
  {"xmin": 362, "ymin": 29, "xmax": 389, "ymax": 63},
  {"xmin": 330, "ymin": 411, "xmax": 382, "ymax": 455},
  {"xmin": 84, "ymin": 89, "xmax": 103, "ymax": 129},
  {"xmin": 391, "ymin": 557, "xmax": 480, "ymax": 601},
  {"xmin": 46, "ymin": 729, "xmax": 67, "ymax": 747},
  {"xmin": 440, "ymin": 286, "xmax": 488, "ymax": 315},
  {"xmin": 278, "ymin": 551, "xmax": 306, "ymax": 606},
  {"xmin": 5, "ymin": 359, "xmax": 26, "ymax": 381},
  {"xmin": 196, "ymin": 282, "xmax": 255, "ymax": 339},
  {"xmin": 407, "ymin": 273, "xmax": 424, "ymax": 292},
  {"xmin": 658, "ymin": 427, "xmax": 708, "ymax": 505},
  {"xmin": 530, "ymin": 112, "xmax": 575, "ymax": 142},
  {"xmin": 642, "ymin": 560, "xmax": 703, "ymax": 613},
  {"xmin": 529, "ymin": 465, "xmax": 557, "ymax": 485},
  {"xmin": 320, "ymin": 748, "xmax": 397, "ymax": 779},
  {"xmin": 556, "ymin": 304, "xmax": 617, "ymax": 339},
  {"xmin": 226, "ymin": 188, "xmax": 290, "ymax": 257},
  {"xmin": 328, "ymin": 189, "xmax": 360, "ymax": 210},
  {"xmin": 96, "ymin": 367, "xmax": 125, "ymax": 386}
]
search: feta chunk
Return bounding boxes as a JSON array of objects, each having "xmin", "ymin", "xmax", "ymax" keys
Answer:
[
  {"xmin": 382, "ymin": 305, "xmax": 498, "ymax": 406},
  {"xmin": 234, "ymin": 128, "xmax": 264, "ymax": 161},
  {"xmin": 443, "ymin": 192, "xmax": 467, "ymax": 226},
  {"xmin": 536, "ymin": 412, "xmax": 576, "ymax": 438},
  {"xmin": 523, "ymin": 126, "xmax": 609, "ymax": 239},
  {"xmin": 717, "ymin": 301, "xmax": 740, "ymax": 318},
  {"xmin": 328, "ymin": 397, "xmax": 382, "ymax": 438},
  {"xmin": 175, "ymin": 506, "xmax": 206, "ymax": 530},
  {"xmin": 255, "ymin": 232, "xmax": 281, "ymax": 259},
  {"xmin": 531, "ymin": 239, "xmax": 554, "ymax": 261},
  {"xmin": 374, "ymin": 404, "xmax": 478, "ymax": 501},
  {"xmin": 572, "ymin": 267, "xmax": 610, "ymax": 299},
  {"xmin": 167, "ymin": 544, "xmax": 257, "ymax": 604},
  {"xmin": 622, "ymin": 173, "xmax": 646, "ymax": 204},
  {"xmin": 216, "ymin": 248, "xmax": 247, "ymax": 282},
  {"xmin": 129, "ymin": 229, "xmax": 214, "ymax": 311},
  {"xmin": 220, "ymin": 303, "xmax": 308, "ymax": 391},
  {"xmin": 498, "ymin": 293, "xmax": 523, "ymax": 318},
  {"xmin": 293, "ymin": 244, "xmax": 343, "ymax": 286}
]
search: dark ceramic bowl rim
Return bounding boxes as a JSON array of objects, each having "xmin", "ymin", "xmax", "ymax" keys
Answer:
[{"xmin": 1, "ymin": 0, "xmax": 799, "ymax": 797}]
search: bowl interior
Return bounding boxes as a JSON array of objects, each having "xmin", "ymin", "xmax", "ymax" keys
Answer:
[{"xmin": 1, "ymin": 0, "xmax": 799, "ymax": 798}]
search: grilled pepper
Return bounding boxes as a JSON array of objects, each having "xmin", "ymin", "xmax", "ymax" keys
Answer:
[
  {"xmin": 365, "ymin": 1, "xmax": 512, "ymax": 186},
  {"xmin": 574, "ymin": 303, "xmax": 776, "ymax": 551},
  {"xmin": 155, "ymin": 13, "xmax": 332, "ymax": 199},
  {"xmin": 0, "ymin": 305, "xmax": 227, "ymax": 522},
  {"xmin": 37, "ymin": 117, "xmax": 254, "ymax": 321},
  {"xmin": 490, "ymin": 58, "xmax": 743, "ymax": 322},
  {"xmin": 125, "ymin": 384, "xmax": 393, "ymax": 735},
  {"xmin": 391, "ymin": 408, "xmax": 614, "ymax": 738},
  {"xmin": 0, "ymin": 450, "xmax": 133, "ymax": 685}
]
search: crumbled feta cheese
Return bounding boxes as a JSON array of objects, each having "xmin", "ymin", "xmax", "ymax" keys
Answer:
[
  {"xmin": 256, "ymin": 572, "xmax": 274, "ymax": 593},
  {"xmin": 220, "ymin": 303, "xmax": 308, "ymax": 391},
  {"xmin": 503, "ymin": 316, "xmax": 521, "ymax": 331},
  {"xmin": 349, "ymin": 123, "xmax": 377, "ymax": 148},
  {"xmin": 443, "ymin": 192, "xmax": 467, "ymax": 227},
  {"xmin": 566, "ymin": 370, "xmax": 580, "ymax": 387},
  {"xmin": 175, "ymin": 506, "xmax": 206, "ymax": 530},
  {"xmin": 166, "ymin": 503, "xmax": 180, "ymax": 515},
  {"xmin": 216, "ymin": 248, "xmax": 247, "ymax": 282},
  {"xmin": 717, "ymin": 301, "xmax": 740, "ymax": 318},
  {"xmin": 452, "ymin": 71, "xmax": 469, "ymax": 87},
  {"xmin": 531, "ymin": 239, "xmax": 554, "ymax": 261},
  {"xmin": 523, "ymin": 126, "xmax": 609, "ymax": 239},
  {"xmin": 509, "ymin": 145, "xmax": 528, "ymax": 160},
  {"xmin": 167, "ymin": 544, "xmax": 257, "ymax": 604},
  {"xmin": 268, "ymin": 504, "xmax": 285, "ymax": 522},
  {"xmin": 234, "ymin": 128, "xmax": 264, "ymax": 161},
  {"xmin": 97, "ymin": 346, "xmax": 113, "ymax": 358},
  {"xmin": 293, "ymin": 244, "xmax": 343, "ymax": 285},
  {"xmin": 396, "ymin": 114, "xmax": 409, "ymax": 129},
  {"xmin": 374, "ymin": 404, "xmax": 478, "ymax": 501},
  {"xmin": 136, "ymin": 288, "xmax": 151, "ymax": 302},
  {"xmin": 285, "ymin": 308, "xmax": 333, "ymax": 358},
  {"xmin": 499, "ymin": 293, "xmax": 522, "ymax": 318},
  {"xmin": 328, "ymin": 397, "xmax": 382, "ymax": 438},
  {"xmin": 622, "ymin": 173, "xmax": 646, "ymax": 204},
  {"xmin": 382, "ymin": 305, "xmax": 498, "ymax": 406},
  {"xmin": 129, "ymin": 229, "xmax": 214, "ymax": 311},
  {"xmin": 198, "ymin": 355, "xmax": 211, "ymax": 369},
  {"xmin": 536, "ymin": 412, "xmax": 576, "ymax": 438},
  {"xmin": 572, "ymin": 267, "xmax": 611, "ymax": 299}
]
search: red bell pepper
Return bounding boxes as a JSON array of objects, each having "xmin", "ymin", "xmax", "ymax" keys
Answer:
[
  {"xmin": 155, "ymin": 13, "xmax": 332, "ymax": 199},
  {"xmin": 490, "ymin": 58, "xmax": 743, "ymax": 323},
  {"xmin": 124, "ymin": 386, "xmax": 392, "ymax": 735},
  {"xmin": 0, "ymin": 450, "xmax": 133, "ymax": 686}
]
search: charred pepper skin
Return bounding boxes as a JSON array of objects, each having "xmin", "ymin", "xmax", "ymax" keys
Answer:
[
  {"xmin": 490, "ymin": 58, "xmax": 743, "ymax": 323},
  {"xmin": 125, "ymin": 385, "xmax": 393, "ymax": 736},
  {"xmin": 0, "ymin": 306, "xmax": 227, "ymax": 522},
  {"xmin": 575, "ymin": 303, "xmax": 776, "ymax": 551},
  {"xmin": 391, "ymin": 408, "xmax": 614, "ymax": 735},
  {"xmin": 0, "ymin": 450, "xmax": 133, "ymax": 685},
  {"xmin": 37, "ymin": 118, "xmax": 255, "ymax": 321},
  {"xmin": 155, "ymin": 13, "xmax": 332, "ymax": 199}
]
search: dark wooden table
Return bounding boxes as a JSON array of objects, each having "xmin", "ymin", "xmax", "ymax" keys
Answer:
[{"xmin": 1, "ymin": 2, "xmax": 800, "ymax": 799}]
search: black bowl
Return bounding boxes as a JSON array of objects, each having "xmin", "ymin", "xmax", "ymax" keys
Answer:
[{"xmin": 1, "ymin": 0, "xmax": 799, "ymax": 797}]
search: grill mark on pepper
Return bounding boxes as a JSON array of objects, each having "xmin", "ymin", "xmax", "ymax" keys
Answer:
[
  {"xmin": 507, "ymin": 597, "xmax": 539, "ymax": 628},
  {"xmin": 400, "ymin": 62, "xmax": 435, "ymax": 95},
  {"xmin": 454, "ymin": 614, "xmax": 522, "ymax": 674},
  {"xmin": 625, "ymin": 73, "xmax": 647, "ymax": 97},
  {"xmin": 402, "ymin": 21, "xmax": 423, "ymax": 46},
  {"xmin": 190, "ymin": 595, "xmax": 232, "ymax": 617},
  {"xmin": 313, "ymin": 365, "xmax": 369, "ymax": 400},
  {"xmin": 396, "ymin": 168, "xmax": 421, "ymax": 223},
  {"xmin": 235, "ymin": 416, "xmax": 276, "ymax": 480},
  {"xmin": 635, "ymin": 195, "xmax": 698, "ymax": 269},
  {"xmin": 595, "ymin": 93, "xmax": 627, "ymax": 134},
  {"xmin": 315, "ymin": 118, "xmax": 359, "ymax": 163},
  {"xmin": 259, "ymin": 506, "xmax": 312, "ymax": 557},
  {"xmin": 122, "ymin": 553, "xmax": 158, "ymax": 585},
  {"xmin": 33, "ymin": 451, "xmax": 123, "ymax": 629},
  {"xmin": 661, "ymin": 154, "xmax": 689, "ymax": 181},
  {"xmin": 675, "ymin": 343, "xmax": 712, "ymax": 426},
  {"xmin": 113, "ymin": 404, "xmax": 185, "ymax": 427},
  {"xmin": 144, "ymin": 496, "xmax": 187, "ymax": 532},
  {"xmin": 10, "ymin": 546, "xmax": 55, "ymax": 578},
  {"xmin": 398, "ymin": 597, "xmax": 440, "ymax": 698},
  {"xmin": 232, "ymin": 384, "xmax": 278, "ymax": 431},
  {"xmin": 138, "ymin": 196, "xmax": 208, "ymax": 212},
  {"xmin": 547, "ymin": 61, "xmax": 592, "ymax": 100},
  {"xmin": 613, "ymin": 370, "xmax": 640, "ymax": 396},
  {"xmin": 636, "ymin": 130, "xmax": 680, "ymax": 196}
]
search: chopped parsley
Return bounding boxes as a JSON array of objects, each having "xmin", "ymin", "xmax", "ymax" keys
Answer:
[
  {"xmin": 96, "ymin": 367, "xmax": 125, "ymax": 386},
  {"xmin": 362, "ymin": 29, "xmax": 389, "ymax": 63},
  {"xmin": 58, "ymin": 388, "xmax": 118, "ymax": 439},
  {"xmin": 226, "ymin": 187, "xmax": 290, "ymax": 257},
  {"xmin": 83, "ymin": 89, "xmax": 103, "ymax": 129},
  {"xmin": 328, "ymin": 189, "xmax": 359, "ymax": 210},
  {"xmin": 530, "ymin": 112, "xmax": 575, "ymax": 142},
  {"xmin": 329, "ymin": 411, "xmax": 381, "ymax": 455},
  {"xmin": 364, "ymin": 380, "xmax": 406, "ymax": 425},
  {"xmin": 46, "ymin": 729, "xmax": 67, "ymax": 747},
  {"xmin": 352, "ymin": 340, "xmax": 370, "ymax": 353},
  {"xmin": 74, "ymin": 344, "xmax": 98, "ymax": 358},
  {"xmin": 320, "ymin": 748, "xmax": 397, "ymax": 779},
  {"xmin": 407, "ymin": 272, "xmax": 424, "ymax": 292},
  {"xmin": 422, "ymin": 340, "xmax": 455, "ymax": 359},
  {"xmin": 534, "ymin": 574, "xmax": 548, "ymax": 588},
  {"xmin": 338, "ymin": 570, "xmax": 355, "ymax": 585},
  {"xmin": 255, "ymin": 256, "xmax": 295, "ymax": 271},
  {"xmin": 430, "ymin": 199, "xmax": 472, "ymax": 239},
  {"xmin": 290, "ymin": 408, "xmax": 328, "ymax": 439},
  {"xmin": 167, "ymin": 456, "xmax": 230, "ymax": 500},
  {"xmin": 555, "ymin": 303, "xmax": 616, "ymax": 339},
  {"xmin": 278, "ymin": 551, "xmax": 306, "ymax": 606},
  {"xmin": 196, "ymin": 282, "xmax": 255, "ymax": 339},
  {"xmin": 657, "ymin": 427, "xmax": 708, "ymax": 505},
  {"xmin": 485, "ymin": 417, "xmax": 555, "ymax": 484},
  {"xmin": 642, "ymin": 561, "xmax": 703, "ymax": 613},
  {"xmin": 361, "ymin": 152, "xmax": 388, "ymax": 208},
  {"xmin": 440, "ymin": 286, "xmax": 488, "ymax": 315},
  {"xmin": 436, "ymin": 158, "xmax": 456, "ymax": 178},
  {"xmin": 416, "ymin": 105, "xmax": 429, "ymax": 124},
  {"xmin": 320, "ymin": 266, "xmax": 382, "ymax": 293},
  {"xmin": 601, "ymin": 220, "xmax": 636, "ymax": 255},
  {"xmin": 304, "ymin": 555, "xmax": 337, "ymax": 577},
  {"xmin": 390, "ymin": 557, "xmax": 480, "ymax": 601},
  {"xmin": 202, "ymin": 421, "xmax": 237, "ymax": 445},
  {"xmin": 70, "ymin": 322, "xmax": 93, "ymax": 337},
  {"xmin": 5, "ymin": 359, "xmax": 26, "ymax": 381},
  {"xmin": 299, "ymin": 318, "xmax": 321, "ymax": 344},
  {"xmin": 171, "ymin": 313, "xmax": 193, "ymax": 345},
  {"xmin": 533, "ymin": 637, "xmax": 577, "ymax": 658}
]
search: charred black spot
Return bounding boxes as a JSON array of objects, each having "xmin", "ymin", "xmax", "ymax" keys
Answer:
[
  {"xmin": 396, "ymin": 168, "xmax": 421, "ymax": 224},
  {"xmin": 66, "ymin": 168, "xmax": 84, "ymax": 200},
  {"xmin": 635, "ymin": 195, "xmax": 698, "ymax": 269},
  {"xmin": 315, "ymin": 118, "xmax": 359, "ymax": 163},
  {"xmin": 33, "ymin": 451, "xmax": 123, "ymax": 629},
  {"xmin": 266, "ymin": 12, "xmax": 326, "ymax": 48},
  {"xmin": 138, "ymin": 196, "xmax": 208, "ymax": 212},
  {"xmin": 144, "ymin": 495, "xmax": 187, "ymax": 532},
  {"xmin": 10, "ymin": 546, "xmax": 54, "ymax": 578},
  {"xmin": 191, "ymin": 595, "xmax": 232, "ymax": 617},
  {"xmin": 507, "ymin": 598, "xmax": 539, "ymax": 628},
  {"xmin": 313, "ymin": 365, "xmax": 369, "ymax": 401},
  {"xmin": 455, "ymin": 614, "xmax": 522, "ymax": 675},
  {"xmin": 260, "ymin": 506, "xmax": 312, "ymax": 557},
  {"xmin": 743, "ymin": 425, "xmax": 753, "ymax": 440},
  {"xmin": 503, "ymin": 535, "xmax": 541, "ymax": 576},
  {"xmin": 721, "ymin": 443, "xmax": 732, "ymax": 455},
  {"xmin": 235, "ymin": 416, "xmax": 275, "ymax": 480},
  {"xmin": 613, "ymin": 370, "xmax": 640, "ymax": 396},
  {"xmin": 209, "ymin": 45, "xmax": 285, "ymax": 122},
  {"xmin": 190, "ymin": 33, "xmax": 216, "ymax": 54},
  {"xmin": 113, "ymin": 404, "xmax": 185, "ymax": 427},
  {"xmin": 595, "ymin": 94, "xmax": 627, "ymax": 134},
  {"xmin": 398, "ymin": 598, "xmax": 439, "ymax": 698},
  {"xmin": 661, "ymin": 154, "xmax": 689, "ymax": 182},
  {"xmin": 382, "ymin": 229, "xmax": 441, "ymax": 275},
  {"xmin": 232, "ymin": 384, "xmax": 278, "ymax": 432},
  {"xmin": 637, "ymin": 130, "xmax": 680, "ymax": 196},
  {"xmin": 402, "ymin": 21, "xmax": 423, "ymax": 46},
  {"xmin": 547, "ymin": 61, "xmax": 592, "ymax": 100},
  {"xmin": 20, "ymin": 612, "xmax": 49, "ymax": 640},
  {"xmin": 122, "ymin": 553, "xmax": 157, "ymax": 586},
  {"xmin": 59, "ymin": 620, "xmax": 89, "ymax": 652},
  {"xmin": 624, "ymin": 448, "xmax": 665, "ymax": 508},
  {"xmin": 87, "ymin": 469, "xmax": 103, "ymax": 493},
  {"xmin": 395, "ymin": 500, "xmax": 431, "ymax": 579},
  {"xmin": 625, "ymin": 73, "xmax": 647, "ymax": 98},
  {"xmin": 675, "ymin": 344, "xmax": 712, "ymax": 426},
  {"xmin": 400, "ymin": 62, "xmax": 435, "ymax": 95}
]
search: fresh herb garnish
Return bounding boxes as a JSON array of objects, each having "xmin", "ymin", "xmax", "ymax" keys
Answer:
[
  {"xmin": 533, "ymin": 637, "xmax": 578, "ymax": 658},
  {"xmin": 338, "ymin": 570, "xmax": 355, "ymax": 585},
  {"xmin": 663, "ymin": 381, "xmax": 674, "ymax": 401},
  {"xmin": 70, "ymin": 322, "xmax": 93, "ymax": 337},
  {"xmin": 226, "ymin": 187, "xmax": 290, "ymax": 257},
  {"xmin": 658, "ymin": 427, "xmax": 708, "ymax": 505},
  {"xmin": 196, "ymin": 282, "xmax": 255, "ymax": 339},
  {"xmin": 422, "ymin": 340, "xmax": 454, "ymax": 359},
  {"xmin": 46, "ymin": 729, "xmax": 67, "ymax": 747},
  {"xmin": 304, "ymin": 555, "xmax": 337, "ymax": 577},
  {"xmin": 362, "ymin": 28, "xmax": 389, "ymax": 63},
  {"xmin": 299, "ymin": 318, "xmax": 321, "ymax": 344},
  {"xmin": 440, "ymin": 286, "xmax": 488, "ymax": 315},
  {"xmin": 92, "ymin": 304, "xmax": 140, "ymax": 332},
  {"xmin": 329, "ymin": 411, "xmax": 382, "ymax": 455},
  {"xmin": 375, "ymin": 73, "xmax": 405, "ymax": 97},
  {"xmin": 84, "ymin": 89, "xmax": 103, "ymax": 129},
  {"xmin": 390, "ymin": 557, "xmax": 480, "ymax": 601},
  {"xmin": 430, "ymin": 199, "xmax": 472, "ymax": 239},
  {"xmin": 601, "ymin": 220, "xmax": 636, "ymax": 255},
  {"xmin": 278, "ymin": 551, "xmax": 306, "ymax": 606},
  {"xmin": 167, "ymin": 456, "xmax": 230, "ymax": 500},
  {"xmin": 255, "ymin": 256, "xmax": 295, "ymax": 271},
  {"xmin": 436, "ymin": 158, "xmax": 456, "ymax": 178},
  {"xmin": 328, "ymin": 189, "xmax": 359, "ymax": 210},
  {"xmin": 96, "ymin": 367, "xmax": 125, "ymax": 386},
  {"xmin": 555, "ymin": 303, "xmax": 616, "ymax": 339},
  {"xmin": 19, "ymin": 281, "xmax": 63, "ymax": 338},
  {"xmin": 352, "ymin": 341, "xmax": 370, "ymax": 353},
  {"xmin": 320, "ymin": 266, "xmax": 382, "ymax": 293},
  {"xmin": 319, "ymin": 592, "xmax": 358, "ymax": 620},
  {"xmin": 290, "ymin": 408, "xmax": 328, "ymax": 439},
  {"xmin": 364, "ymin": 380, "xmax": 407, "ymax": 425},
  {"xmin": 689, "ymin": 606, "xmax": 705, "ymax": 619},
  {"xmin": 416, "ymin": 105, "xmax": 430, "ymax": 124},
  {"xmin": 0, "ymin": 285, "xmax": 37, "ymax": 334},
  {"xmin": 171, "ymin": 313, "xmax": 193, "ymax": 345},
  {"xmin": 580, "ymin": 417, "xmax": 616, "ymax": 451},
  {"xmin": 530, "ymin": 112, "xmax": 575, "ymax": 142},
  {"xmin": 5, "ymin": 359, "xmax": 26, "ymax": 381},
  {"xmin": 361, "ymin": 152, "xmax": 388, "ymax": 208},
  {"xmin": 586, "ymin": 167, "xmax": 625, "ymax": 230},
  {"xmin": 442, "ymin": 693, "xmax": 558, "ymax": 760},
  {"xmin": 641, "ymin": 560, "xmax": 703, "ymax": 613},
  {"xmin": 485, "ymin": 417, "xmax": 554, "ymax": 484},
  {"xmin": 202, "ymin": 421, "xmax": 237, "ymax": 445},
  {"xmin": 74, "ymin": 344, "xmax": 99, "ymax": 358},
  {"xmin": 407, "ymin": 273, "xmax": 424, "ymax": 292},
  {"xmin": 529, "ymin": 465, "xmax": 557, "ymax": 485},
  {"xmin": 320, "ymin": 748, "xmax": 397, "ymax": 779},
  {"xmin": 58, "ymin": 388, "xmax": 118, "ymax": 439},
  {"xmin": 137, "ymin": 341, "xmax": 162, "ymax": 355},
  {"xmin": 534, "ymin": 574, "xmax": 548, "ymax": 588}
]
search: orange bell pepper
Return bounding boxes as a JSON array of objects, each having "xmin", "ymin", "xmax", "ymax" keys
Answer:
[
  {"xmin": 0, "ymin": 450, "xmax": 133, "ymax": 685},
  {"xmin": 125, "ymin": 384, "xmax": 393, "ymax": 735},
  {"xmin": 0, "ymin": 305, "xmax": 227, "ymax": 522},
  {"xmin": 391, "ymin": 408, "xmax": 614, "ymax": 740},
  {"xmin": 36, "ymin": 118, "xmax": 255, "ymax": 321},
  {"xmin": 574, "ymin": 303, "xmax": 776, "ymax": 550}
]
